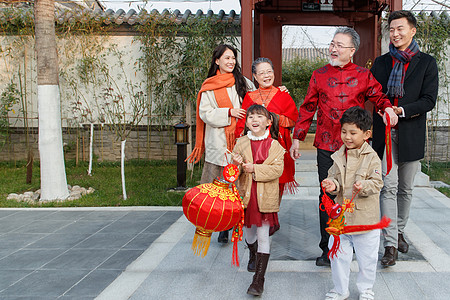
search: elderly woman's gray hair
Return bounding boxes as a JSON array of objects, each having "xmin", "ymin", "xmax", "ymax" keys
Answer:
[
  {"xmin": 334, "ymin": 27, "xmax": 360, "ymax": 52},
  {"xmin": 252, "ymin": 57, "xmax": 274, "ymax": 74}
]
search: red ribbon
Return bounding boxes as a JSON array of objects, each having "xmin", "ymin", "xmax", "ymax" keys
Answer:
[{"xmin": 385, "ymin": 113, "xmax": 392, "ymax": 176}]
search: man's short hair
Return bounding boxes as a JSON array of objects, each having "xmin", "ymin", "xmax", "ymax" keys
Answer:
[
  {"xmin": 388, "ymin": 10, "xmax": 417, "ymax": 28},
  {"xmin": 340, "ymin": 106, "xmax": 372, "ymax": 132},
  {"xmin": 334, "ymin": 27, "xmax": 360, "ymax": 52}
]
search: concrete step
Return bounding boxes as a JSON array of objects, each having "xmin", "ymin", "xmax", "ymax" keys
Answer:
[
  {"xmin": 295, "ymin": 160, "xmax": 317, "ymax": 172},
  {"xmin": 295, "ymin": 171, "xmax": 319, "ymax": 187},
  {"xmin": 414, "ymin": 171, "xmax": 431, "ymax": 187}
]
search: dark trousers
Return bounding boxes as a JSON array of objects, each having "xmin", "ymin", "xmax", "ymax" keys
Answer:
[{"xmin": 317, "ymin": 148, "xmax": 335, "ymax": 255}]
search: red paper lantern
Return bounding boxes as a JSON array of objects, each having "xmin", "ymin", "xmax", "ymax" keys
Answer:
[{"xmin": 183, "ymin": 178, "xmax": 244, "ymax": 259}]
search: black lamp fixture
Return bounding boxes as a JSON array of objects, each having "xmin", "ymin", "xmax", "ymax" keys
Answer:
[
  {"xmin": 173, "ymin": 122, "xmax": 190, "ymax": 190},
  {"xmin": 174, "ymin": 122, "xmax": 190, "ymax": 145}
]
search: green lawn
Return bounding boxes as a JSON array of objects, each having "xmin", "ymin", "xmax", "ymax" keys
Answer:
[
  {"xmin": 0, "ymin": 160, "xmax": 202, "ymax": 207},
  {"xmin": 422, "ymin": 161, "xmax": 450, "ymax": 197}
]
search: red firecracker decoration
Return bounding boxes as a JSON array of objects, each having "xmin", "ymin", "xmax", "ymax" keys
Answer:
[
  {"xmin": 183, "ymin": 165, "xmax": 244, "ymax": 265},
  {"xmin": 320, "ymin": 185, "xmax": 390, "ymax": 259}
]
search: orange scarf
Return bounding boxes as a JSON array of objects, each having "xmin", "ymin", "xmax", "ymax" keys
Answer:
[{"xmin": 186, "ymin": 72, "xmax": 237, "ymax": 164}]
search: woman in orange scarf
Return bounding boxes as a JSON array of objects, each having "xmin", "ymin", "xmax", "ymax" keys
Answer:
[
  {"xmin": 186, "ymin": 44, "xmax": 255, "ymax": 243},
  {"xmin": 236, "ymin": 57, "xmax": 299, "ymax": 198}
]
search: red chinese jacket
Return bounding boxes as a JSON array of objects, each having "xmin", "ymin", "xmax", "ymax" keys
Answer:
[{"xmin": 293, "ymin": 62, "xmax": 392, "ymax": 152}]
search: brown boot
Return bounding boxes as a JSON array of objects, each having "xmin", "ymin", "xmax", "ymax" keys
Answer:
[
  {"xmin": 398, "ymin": 233, "xmax": 409, "ymax": 253},
  {"xmin": 247, "ymin": 253, "xmax": 270, "ymax": 296},
  {"xmin": 381, "ymin": 246, "xmax": 398, "ymax": 267},
  {"xmin": 246, "ymin": 241, "xmax": 257, "ymax": 272}
]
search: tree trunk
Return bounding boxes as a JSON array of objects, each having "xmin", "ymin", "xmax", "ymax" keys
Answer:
[
  {"xmin": 35, "ymin": 0, "xmax": 69, "ymax": 200},
  {"xmin": 88, "ymin": 123, "xmax": 94, "ymax": 176},
  {"xmin": 121, "ymin": 139, "xmax": 127, "ymax": 200}
]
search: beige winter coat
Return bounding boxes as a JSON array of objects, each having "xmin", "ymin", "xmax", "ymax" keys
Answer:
[
  {"xmin": 233, "ymin": 135, "xmax": 285, "ymax": 213},
  {"xmin": 327, "ymin": 142, "xmax": 383, "ymax": 228},
  {"xmin": 199, "ymin": 78, "xmax": 255, "ymax": 166}
]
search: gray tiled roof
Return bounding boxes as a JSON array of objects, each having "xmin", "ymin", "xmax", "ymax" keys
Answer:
[
  {"xmin": 0, "ymin": 6, "xmax": 240, "ymax": 26},
  {"xmin": 283, "ymin": 48, "xmax": 328, "ymax": 62},
  {"xmin": 101, "ymin": 8, "xmax": 240, "ymax": 26},
  {"xmin": 1, "ymin": 7, "xmax": 447, "ymax": 28}
]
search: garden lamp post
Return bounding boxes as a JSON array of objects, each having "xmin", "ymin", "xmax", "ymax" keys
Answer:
[{"xmin": 174, "ymin": 122, "xmax": 190, "ymax": 189}]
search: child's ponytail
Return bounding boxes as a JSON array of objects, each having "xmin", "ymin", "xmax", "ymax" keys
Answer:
[{"xmin": 268, "ymin": 111, "xmax": 279, "ymax": 140}]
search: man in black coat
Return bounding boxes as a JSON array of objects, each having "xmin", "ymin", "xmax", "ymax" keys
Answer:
[{"xmin": 371, "ymin": 10, "xmax": 438, "ymax": 267}]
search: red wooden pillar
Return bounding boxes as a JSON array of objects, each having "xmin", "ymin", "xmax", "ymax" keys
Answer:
[
  {"xmin": 354, "ymin": 15, "xmax": 379, "ymax": 67},
  {"xmin": 241, "ymin": 0, "xmax": 253, "ymax": 80},
  {"xmin": 390, "ymin": 0, "xmax": 403, "ymax": 11},
  {"xmin": 258, "ymin": 14, "xmax": 282, "ymax": 87}
]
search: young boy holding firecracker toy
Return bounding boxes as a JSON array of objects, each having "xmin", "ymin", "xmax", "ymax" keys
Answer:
[{"xmin": 321, "ymin": 106, "xmax": 384, "ymax": 300}]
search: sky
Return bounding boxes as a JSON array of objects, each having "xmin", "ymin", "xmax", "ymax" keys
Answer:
[
  {"xmin": 100, "ymin": 0, "xmax": 449, "ymax": 48},
  {"xmin": 102, "ymin": 0, "xmax": 449, "ymax": 12}
]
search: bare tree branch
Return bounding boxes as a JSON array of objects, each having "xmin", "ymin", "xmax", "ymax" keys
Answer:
[{"xmin": 431, "ymin": 0, "xmax": 450, "ymax": 9}]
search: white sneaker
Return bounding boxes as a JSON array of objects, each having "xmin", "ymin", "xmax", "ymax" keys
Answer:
[
  {"xmin": 325, "ymin": 290, "xmax": 350, "ymax": 300},
  {"xmin": 359, "ymin": 289, "xmax": 375, "ymax": 300}
]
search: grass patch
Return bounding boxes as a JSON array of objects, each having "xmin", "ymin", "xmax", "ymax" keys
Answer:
[
  {"xmin": 0, "ymin": 160, "xmax": 202, "ymax": 208},
  {"xmin": 421, "ymin": 161, "xmax": 450, "ymax": 197}
]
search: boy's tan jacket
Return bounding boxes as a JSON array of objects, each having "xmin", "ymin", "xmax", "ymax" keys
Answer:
[
  {"xmin": 327, "ymin": 142, "xmax": 383, "ymax": 229},
  {"xmin": 233, "ymin": 135, "xmax": 285, "ymax": 213}
]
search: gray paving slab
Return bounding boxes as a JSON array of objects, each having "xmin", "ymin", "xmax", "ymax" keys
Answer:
[
  {"xmin": 53, "ymin": 220, "xmax": 114, "ymax": 234},
  {"xmin": 0, "ymin": 270, "xmax": 30, "ymax": 290},
  {"xmin": 122, "ymin": 233, "xmax": 161, "ymax": 250},
  {"xmin": 11, "ymin": 219, "xmax": 74, "ymax": 234},
  {"xmin": 63, "ymin": 270, "xmax": 122, "ymax": 298},
  {"xmin": 73, "ymin": 233, "xmax": 137, "ymax": 249},
  {"xmin": 0, "ymin": 233, "xmax": 47, "ymax": 248},
  {"xmin": 0, "ymin": 210, "xmax": 17, "ymax": 218},
  {"xmin": 98, "ymin": 249, "xmax": 143, "ymax": 270},
  {"xmin": 43, "ymin": 248, "xmax": 116, "ymax": 270},
  {"xmin": 24, "ymin": 233, "xmax": 91, "ymax": 249},
  {"xmin": 0, "ymin": 209, "xmax": 183, "ymax": 299},
  {"xmin": 0, "ymin": 269, "xmax": 89, "ymax": 298},
  {"xmin": 0, "ymin": 249, "xmax": 65, "ymax": 270}
]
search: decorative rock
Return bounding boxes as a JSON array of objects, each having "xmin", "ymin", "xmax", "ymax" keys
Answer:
[
  {"xmin": 32, "ymin": 192, "xmax": 40, "ymax": 201},
  {"xmin": 24, "ymin": 191, "xmax": 34, "ymax": 197},
  {"xmin": 80, "ymin": 187, "xmax": 87, "ymax": 195},
  {"xmin": 7, "ymin": 193, "xmax": 19, "ymax": 200},
  {"xmin": 70, "ymin": 191, "xmax": 82, "ymax": 198},
  {"xmin": 5, "ymin": 185, "xmax": 95, "ymax": 203}
]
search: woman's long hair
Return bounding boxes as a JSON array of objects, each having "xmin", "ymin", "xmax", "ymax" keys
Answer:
[
  {"xmin": 207, "ymin": 44, "xmax": 248, "ymax": 101},
  {"xmin": 243, "ymin": 104, "xmax": 279, "ymax": 140}
]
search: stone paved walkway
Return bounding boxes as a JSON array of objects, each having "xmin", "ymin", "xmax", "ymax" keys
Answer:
[{"xmin": 0, "ymin": 150, "xmax": 449, "ymax": 299}]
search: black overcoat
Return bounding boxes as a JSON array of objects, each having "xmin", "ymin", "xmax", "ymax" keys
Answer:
[{"xmin": 370, "ymin": 51, "xmax": 438, "ymax": 163}]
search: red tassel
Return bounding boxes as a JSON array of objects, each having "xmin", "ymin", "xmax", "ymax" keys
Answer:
[
  {"xmin": 341, "ymin": 216, "xmax": 391, "ymax": 234},
  {"xmin": 385, "ymin": 114, "xmax": 392, "ymax": 176},
  {"xmin": 328, "ymin": 236, "xmax": 341, "ymax": 259},
  {"xmin": 283, "ymin": 180, "xmax": 300, "ymax": 195},
  {"xmin": 230, "ymin": 185, "xmax": 245, "ymax": 267},
  {"xmin": 232, "ymin": 237, "xmax": 240, "ymax": 267}
]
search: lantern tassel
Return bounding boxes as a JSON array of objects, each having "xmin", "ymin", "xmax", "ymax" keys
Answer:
[
  {"xmin": 232, "ymin": 236, "xmax": 239, "ymax": 266},
  {"xmin": 230, "ymin": 183, "xmax": 245, "ymax": 267},
  {"xmin": 192, "ymin": 229, "xmax": 212, "ymax": 257}
]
